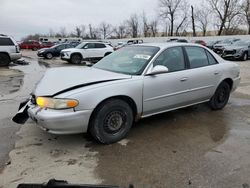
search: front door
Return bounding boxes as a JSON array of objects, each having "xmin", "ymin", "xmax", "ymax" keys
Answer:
[{"xmin": 143, "ymin": 47, "xmax": 191, "ymax": 116}]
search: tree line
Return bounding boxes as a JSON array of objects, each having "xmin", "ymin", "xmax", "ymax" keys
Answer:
[{"xmin": 23, "ymin": 0, "xmax": 250, "ymax": 41}]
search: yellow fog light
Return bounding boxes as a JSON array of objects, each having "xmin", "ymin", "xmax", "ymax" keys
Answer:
[{"xmin": 36, "ymin": 97, "xmax": 78, "ymax": 109}]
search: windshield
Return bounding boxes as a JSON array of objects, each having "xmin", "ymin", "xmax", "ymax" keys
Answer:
[
  {"xmin": 75, "ymin": 42, "xmax": 87, "ymax": 49},
  {"xmin": 233, "ymin": 40, "xmax": 248, "ymax": 46},
  {"xmin": 218, "ymin": 39, "xmax": 232, "ymax": 44},
  {"xmin": 93, "ymin": 46, "xmax": 160, "ymax": 75}
]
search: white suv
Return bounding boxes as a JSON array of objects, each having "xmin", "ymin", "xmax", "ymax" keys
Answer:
[
  {"xmin": 0, "ymin": 35, "xmax": 22, "ymax": 66},
  {"xmin": 61, "ymin": 42, "xmax": 114, "ymax": 64}
]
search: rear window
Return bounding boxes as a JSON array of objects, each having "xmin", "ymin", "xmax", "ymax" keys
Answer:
[{"xmin": 0, "ymin": 38, "xmax": 14, "ymax": 46}]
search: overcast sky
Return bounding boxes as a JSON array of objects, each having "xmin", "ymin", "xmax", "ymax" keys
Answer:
[{"xmin": 0, "ymin": 0, "xmax": 198, "ymax": 40}]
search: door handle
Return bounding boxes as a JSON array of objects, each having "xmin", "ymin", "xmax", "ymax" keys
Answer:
[
  {"xmin": 214, "ymin": 72, "xmax": 220, "ymax": 75},
  {"xmin": 180, "ymin": 77, "xmax": 188, "ymax": 82}
]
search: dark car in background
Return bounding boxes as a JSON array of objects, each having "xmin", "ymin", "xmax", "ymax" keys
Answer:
[
  {"xmin": 167, "ymin": 38, "xmax": 188, "ymax": 43},
  {"xmin": 40, "ymin": 41, "xmax": 54, "ymax": 48},
  {"xmin": 206, "ymin": 40, "xmax": 221, "ymax": 50},
  {"xmin": 213, "ymin": 38, "xmax": 240, "ymax": 55},
  {"xmin": 37, "ymin": 43, "xmax": 74, "ymax": 59},
  {"xmin": 222, "ymin": 40, "xmax": 250, "ymax": 61}
]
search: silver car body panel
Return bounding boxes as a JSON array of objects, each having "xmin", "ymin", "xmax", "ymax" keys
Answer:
[{"xmin": 27, "ymin": 43, "xmax": 240, "ymax": 134}]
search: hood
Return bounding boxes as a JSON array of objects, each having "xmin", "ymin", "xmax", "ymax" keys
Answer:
[
  {"xmin": 214, "ymin": 43, "xmax": 231, "ymax": 48},
  {"xmin": 34, "ymin": 67, "xmax": 131, "ymax": 96},
  {"xmin": 224, "ymin": 45, "xmax": 247, "ymax": 51},
  {"xmin": 61, "ymin": 48, "xmax": 76, "ymax": 52},
  {"xmin": 38, "ymin": 48, "xmax": 49, "ymax": 52}
]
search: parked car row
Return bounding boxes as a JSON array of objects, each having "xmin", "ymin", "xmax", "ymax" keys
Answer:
[
  {"xmin": 37, "ymin": 43, "xmax": 79, "ymax": 59},
  {"xmin": 207, "ymin": 38, "xmax": 250, "ymax": 61}
]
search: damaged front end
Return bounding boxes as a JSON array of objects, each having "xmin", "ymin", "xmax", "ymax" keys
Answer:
[{"xmin": 12, "ymin": 96, "xmax": 35, "ymax": 124}]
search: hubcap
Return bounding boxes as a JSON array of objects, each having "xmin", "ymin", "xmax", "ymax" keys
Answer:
[
  {"xmin": 47, "ymin": 54, "xmax": 52, "ymax": 58},
  {"xmin": 217, "ymin": 87, "xmax": 227, "ymax": 103},
  {"xmin": 104, "ymin": 111, "xmax": 125, "ymax": 134}
]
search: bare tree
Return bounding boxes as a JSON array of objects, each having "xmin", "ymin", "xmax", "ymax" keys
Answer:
[
  {"xmin": 114, "ymin": 23, "xmax": 127, "ymax": 39},
  {"xmin": 150, "ymin": 19, "xmax": 158, "ymax": 37},
  {"xmin": 127, "ymin": 14, "xmax": 139, "ymax": 38},
  {"xmin": 208, "ymin": 0, "xmax": 241, "ymax": 36},
  {"xmin": 75, "ymin": 26, "xmax": 82, "ymax": 37},
  {"xmin": 159, "ymin": 0, "xmax": 186, "ymax": 36},
  {"xmin": 196, "ymin": 5, "xmax": 210, "ymax": 36},
  {"xmin": 59, "ymin": 27, "xmax": 67, "ymax": 37},
  {"xmin": 99, "ymin": 22, "xmax": 112, "ymax": 39},
  {"xmin": 191, "ymin": 5, "xmax": 196, "ymax": 36},
  {"xmin": 142, "ymin": 12, "xmax": 150, "ymax": 37},
  {"xmin": 88, "ymin": 24, "xmax": 100, "ymax": 39},
  {"xmin": 241, "ymin": 0, "xmax": 250, "ymax": 34},
  {"xmin": 175, "ymin": 4, "xmax": 189, "ymax": 36}
]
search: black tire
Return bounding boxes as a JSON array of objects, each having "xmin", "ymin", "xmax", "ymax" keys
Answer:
[
  {"xmin": 241, "ymin": 52, "xmax": 248, "ymax": 61},
  {"xmin": 45, "ymin": 53, "xmax": 53, "ymax": 59},
  {"xmin": 32, "ymin": 47, "xmax": 38, "ymax": 51},
  {"xmin": 0, "ymin": 53, "xmax": 11, "ymax": 66},
  {"xmin": 90, "ymin": 99, "xmax": 133, "ymax": 144},
  {"xmin": 209, "ymin": 82, "xmax": 231, "ymax": 110},
  {"xmin": 70, "ymin": 54, "xmax": 82, "ymax": 64}
]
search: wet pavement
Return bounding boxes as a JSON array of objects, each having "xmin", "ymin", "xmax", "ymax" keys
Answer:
[{"xmin": 0, "ymin": 51, "xmax": 250, "ymax": 188}]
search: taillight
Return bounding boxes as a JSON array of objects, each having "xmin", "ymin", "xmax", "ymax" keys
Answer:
[{"xmin": 15, "ymin": 45, "xmax": 20, "ymax": 53}]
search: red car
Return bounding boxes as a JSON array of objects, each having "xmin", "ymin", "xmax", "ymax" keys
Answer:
[
  {"xmin": 19, "ymin": 41, "xmax": 41, "ymax": 51},
  {"xmin": 40, "ymin": 41, "xmax": 54, "ymax": 48},
  {"xmin": 194, "ymin": 40, "xmax": 207, "ymax": 46}
]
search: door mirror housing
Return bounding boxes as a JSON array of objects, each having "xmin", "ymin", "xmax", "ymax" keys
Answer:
[{"xmin": 147, "ymin": 65, "xmax": 169, "ymax": 75}]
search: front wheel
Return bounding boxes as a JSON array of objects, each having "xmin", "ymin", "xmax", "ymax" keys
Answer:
[
  {"xmin": 89, "ymin": 99, "xmax": 133, "ymax": 144},
  {"xmin": 45, "ymin": 53, "xmax": 53, "ymax": 59},
  {"xmin": 241, "ymin": 52, "xmax": 248, "ymax": 61},
  {"xmin": 209, "ymin": 82, "xmax": 231, "ymax": 110},
  {"xmin": 70, "ymin": 54, "xmax": 82, "ymax": 64}
]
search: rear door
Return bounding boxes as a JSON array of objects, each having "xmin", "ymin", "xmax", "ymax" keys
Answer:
[
  {"xmin": 183, "ymin": 46, "xmax": 221, "ymax": 103},
  {"xmin": 94, "ymin": 43, "xmax": 107, "ymax": 57}
]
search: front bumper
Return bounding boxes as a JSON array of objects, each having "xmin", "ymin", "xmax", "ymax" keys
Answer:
[
  {"xmin": 232, "ymin": 76, "xmax": 241, "ymax": 92},
  {"xmin": 13, "ymin": 100, "xmax": 92, "ymax": 134},
  {"xmin": 221, "ymin": 53, "xmax": 243, "ymax": 60},
  {"xmin": 61, "ymin": 52, "xmax": 70, "ymax": 60}
]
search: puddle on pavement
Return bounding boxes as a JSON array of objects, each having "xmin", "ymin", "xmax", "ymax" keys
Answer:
[
  {"xmin": 90, "ymin": 100, "xmax": 250, "ymax": 187},
  {"xmin": 0, "ymin": 68, "xmax": 24, "ymax": 96}
]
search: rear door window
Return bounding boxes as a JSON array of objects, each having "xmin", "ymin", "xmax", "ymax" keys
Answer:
[
  {"xmin": 0, "ymin": 38, "xmax": 14, "ymax": 46},
  {"xmin": 95, "ymin": 43, "xmax": 106, "ymax": 48},
  {"xmin": 185, "ymin": 47, "xmax": 209, "ymax": 68},
  {"xmin": 206, "ymin": 51, "xmax": 218, "ymax": 65}
]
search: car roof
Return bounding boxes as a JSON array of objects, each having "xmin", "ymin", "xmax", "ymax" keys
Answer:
[{"xmin": 135, "ymin": 42, "xmax": 203, "ymax": 50}]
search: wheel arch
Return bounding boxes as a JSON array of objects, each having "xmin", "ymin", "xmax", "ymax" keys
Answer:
[
  {"xmin": 221, "ymin": 78, "xmax": 233, "ymax": 91},
  {"xmin": 88, "ymin": 95, "xmax": 138, "ymax": 131},
  {"xmin": 0, "ymin": 52, "xmax": 11, "ymax": 60},
  {"xmin": 70, "ymin": 52, "xmax": 83, "ymax": 59}
]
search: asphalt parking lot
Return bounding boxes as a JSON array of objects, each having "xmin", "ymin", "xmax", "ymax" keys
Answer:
[{"xmin": 0, "ymin": 50, "xmax": 250, "ymax": 188}]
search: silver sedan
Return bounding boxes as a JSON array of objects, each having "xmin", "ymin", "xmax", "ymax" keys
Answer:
[{"xmin": 13, "ymin": 43, "xmax": 240, "ymax": 144}]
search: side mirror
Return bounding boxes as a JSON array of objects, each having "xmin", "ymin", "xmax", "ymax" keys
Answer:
[{"xmin": 147, "ymin": 65, "xmax": 169, "ymax": 75}]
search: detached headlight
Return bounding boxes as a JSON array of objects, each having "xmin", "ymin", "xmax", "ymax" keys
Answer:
[{"xmin": 36, "ymin": 97, "xmax": 78, "ymax": 109}]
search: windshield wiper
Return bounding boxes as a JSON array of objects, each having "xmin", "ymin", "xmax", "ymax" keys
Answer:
[{"xmin": 17, "ymin": 179, "xmax": 135, "ymax": 188}]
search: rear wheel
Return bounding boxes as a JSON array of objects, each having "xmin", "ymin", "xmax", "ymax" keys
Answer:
[
  {"xmin": 70, "ymin": 54, "xmax": 82, "ymax": 64},
  {"xmin": 0, "ymin": 53, "xmax": 11, "ymax": 66},
  {"xmin": 90, "ymin": 99, "xmax": 133, "ymax": 144},
  {"xmin": 209, "ymin": 82, "xmax": 231, "ymax": 110}
]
